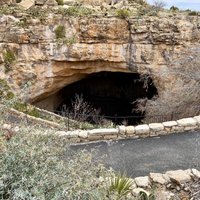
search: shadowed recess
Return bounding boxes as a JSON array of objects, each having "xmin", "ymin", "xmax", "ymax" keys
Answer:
[{"xmin": 56, "ymin": 72, "xmax": 158, "ymax": 125}]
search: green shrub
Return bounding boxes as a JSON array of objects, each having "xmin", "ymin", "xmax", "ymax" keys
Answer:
[
  {"xmin": 188, "ymin": 11, "xmax": 198, "ymax": 16},
  {"xmin": 3, "ymin": 50, "xmax": 16, "ymax": 73},
  {"xmin": 56, "ymin": 0, "xmax": 64, "ymax": 5},
  {"xmin": 0, "ymin": 79, "xmax": 14, "ymax": 102},
  {"xmin": 12, "ymin": 102, "xmax": 41, "ymax": 118},
  {"xmin": 0, "ymin": 129, "xmax": 113, "ymax": 199},
  {"xmin": 128, "ymin": 0, "xmax": 146, "ymax": 5},
  {"xmin": 116, "ymin": 9, "xmax": 130, "ymax": 19},
  {"xmin": 152, "ymin": 0, "xmax": 166, "ymax": 10},
  {"xmin": 138, "ymin": 6, "xmax": 158, "ymax": 16},
  {"xmin": 55, "ymin": 25, "xmax": 66, "ymax": 39},
  {"xmin": 58, "ymin": 6, "xmax": 93, "ymax": 17},
  {"xmin": 170, "ymin": 6, "xmax": 179, "ymax": 12}
]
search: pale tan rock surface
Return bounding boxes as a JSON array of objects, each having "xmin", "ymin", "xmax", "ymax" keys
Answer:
[
  {"xmin": 165, "ymin": 170, "xmax": 192, "ymax": 184},
  {"xmin": 134, "ymin": 176, "xmax": 150, "ymax": 188},
  {"xmin": 0, "ymin": 10, "xmax": 200, "ymax": 114},
  {"xmin": 18, "ymin": 0, "xmax": 35, "ymax": 9}
]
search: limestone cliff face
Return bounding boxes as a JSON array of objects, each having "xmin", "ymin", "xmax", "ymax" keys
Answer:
[{"xmin": 0, "ymin": 11, "xmax": 200, "ymax": 115}]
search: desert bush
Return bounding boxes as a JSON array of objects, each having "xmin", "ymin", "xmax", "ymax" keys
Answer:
[
  {"xmin": 61, "ymin": 94, "xmax": 104, "ymax": 125},
  {"xmin": 152, "ymin": 0, "xmax": 166, "ymax": 10},
  {"xmin": 2, "ymin": 50, "xmax": 16, "ymax": 73},
  {"xmin": 128, "ymin": 0, "xmax": 146, "ymax": 5},
  {"xmin": 138, "ymin": 45, "xmax": 200, "ymax": 123},
  {"xmin": 0, "ymin": 127, "xmax": 114, "ymax": 199},
  {"xmin": 58, "ymin": 6, "xmax": 93, "ymax": 17},
  {"xmin": 55, "ymin": 25, "xmax": 66, "ymax": 39},
  {"xmin": 115, "ymin": 9, "xmax": 130, "ymax": 19},
  {"xmin": 188, "ymin": 11, "xmax": 198, "ymax": 16},
  {"xmin": 0, "ymin": 79, "xmax": 14, "ymax": 103},
  {"xmin": 137, "ymin": 6, "xmax": 158, "ymax": 16},
  {"xmin": 56, "ymin": 0, "xmax": 64, "ymax": 5},
  {"xmin": 170, "ymin": 6, "xmax": 179, "ymax": 12}
]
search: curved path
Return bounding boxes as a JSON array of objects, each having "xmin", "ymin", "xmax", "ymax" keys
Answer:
[{"xmin": 71, "ymin": 131, "xmax": 200, "ymax": 177}]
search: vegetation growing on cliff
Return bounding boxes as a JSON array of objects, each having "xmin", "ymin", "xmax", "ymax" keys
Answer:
[
  {"xmin": 140, "ymin": 45, "xmax": 200, "ymax": 123},
  {"xmin": 115, "ymin": 9, "xmax": 130, "ymax": 19},
  {"xmin": 2, "ymin": 50, "xmax": 16, "ymax": 73},
  {"xmin": 0, "ymin": 79, "xmax": 14, "ymax": 102},
  {"xmin": 56, "ymin": 0, "xmax": 64, "ymax": 5},
  {"xmin": 58, "ymin": 6, "xmax": 93, "ymax": 17},
  {"xmin": 55, "ymin": 25, "xmax": 66, "ymax": 39}
]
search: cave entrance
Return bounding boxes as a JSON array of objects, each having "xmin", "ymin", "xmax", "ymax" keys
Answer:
[{"xmin": 56, "ymin": 72, "xmax": 157, "ymax": 125}]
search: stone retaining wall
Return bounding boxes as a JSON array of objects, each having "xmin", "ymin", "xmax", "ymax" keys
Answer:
[
  {"xmin": 1, "ymin": 105, "xmax": 200, "ymax": 143},
  {"xmin": 0, "ymin": 105, "xmax": 62, "ymax": 129},
  {"xmin": 55, "ymin": 115, "xmax": 200, "ymax": 143},
  {"xmin": 127, "ymin": 168, "xmax": 200, "ymax": 199}
]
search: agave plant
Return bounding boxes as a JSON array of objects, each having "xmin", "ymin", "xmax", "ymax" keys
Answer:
[{"xmin": 108, "ymin": 175, "xmax": 133, "ymax": 200}]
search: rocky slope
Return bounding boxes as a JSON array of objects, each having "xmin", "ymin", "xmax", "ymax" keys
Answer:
[{"xmin": 0, "ymin": 2, "xmax": 200, "ymax": 117}]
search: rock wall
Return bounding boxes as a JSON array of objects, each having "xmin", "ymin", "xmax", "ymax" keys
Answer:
[
  {"xmin": 0, "ymin": 9, "xmax": 200, "ymax": 116},
  {"xmin": 54, "ymin": 115, "xmax": 200, "ymax": 143}
]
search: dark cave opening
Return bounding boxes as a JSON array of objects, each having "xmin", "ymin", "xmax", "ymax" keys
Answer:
[{"xmin": 56, "ymin": 72, "xmax": 158, "ymax": 125}]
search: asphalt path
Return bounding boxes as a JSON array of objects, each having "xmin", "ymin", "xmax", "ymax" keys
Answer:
[{"xmin": 71, "ymin": 131, "xmax": 200, "ymax": 177}]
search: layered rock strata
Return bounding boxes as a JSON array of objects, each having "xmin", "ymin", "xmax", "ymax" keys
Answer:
[{"xmin": 0, "ymin": 9, "xmax": 200, "ymax": 115}]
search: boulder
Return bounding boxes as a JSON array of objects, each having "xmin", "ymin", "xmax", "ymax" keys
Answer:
[
  {"xmin": 35, "ymin": 0, "xmax": 46, "ymax": 5},
  {"xmin": 165, "ymin": 170, "xmax": 192, "ymax": 184},
  {"xmin": 18, "ymin": 0, "xmax": 35, "ymax": 10},
  {"xmin": 134, "ymin": 176, "xmax": 150, "ymax": 188},
  {"xmin": 45, "ymin": 0, "xmax": 58, "ymax": 6}
]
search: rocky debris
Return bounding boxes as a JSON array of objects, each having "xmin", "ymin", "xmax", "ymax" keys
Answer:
[
  {"xmin": 63, "ymin": 0, "xmax": 75, "ymax": 5},
  {"xmin": 150, "ymin": 173, "xmax": 169, "ymax": 185},
  {"xmin": 35, "ymin": 0, "xmax": 46, "ymax": 5},
  {"xmin": 1, "ymin": 124, "xmax": 20, "ymax": 141},
  {"xmin": 166, "ymin": 169, "xmax": 192, "ymax": 184},
  {"xmin": 134, "ymin": 176, "xmax": 150, "ymax": 188},
  {"xmin": 131, "ymin": 169, "xmax": 200, "ymax": 200},
  {"xmin": 17, "ymin": 0, "xmax": 35, "ymax": 10},
  {"xmin": 192, "ymin": 169, "xmax": 200, "ymax": 179}
]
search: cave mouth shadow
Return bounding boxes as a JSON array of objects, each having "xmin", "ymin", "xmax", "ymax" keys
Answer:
[{"xmin": 56, "ymin": 72, "xmax": 158, "ymax": 125}]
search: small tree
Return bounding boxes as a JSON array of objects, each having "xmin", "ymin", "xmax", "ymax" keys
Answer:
[
  {"xmin": 61, "ymin": 94, "xmax": 104, "ymax": 124},
  {"xmin": 152, "ymin": 0, "xmax": 166, "ymax": 10}
]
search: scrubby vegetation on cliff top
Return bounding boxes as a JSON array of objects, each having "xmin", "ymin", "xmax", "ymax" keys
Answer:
[{"xmin": 0, "ymin": 0, "xmax": 199, "ymax": 19}]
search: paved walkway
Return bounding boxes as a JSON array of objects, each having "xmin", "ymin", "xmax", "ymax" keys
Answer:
[{"xmin": 71, "ymin": 131, "xmax": 200, "ymax": 177}]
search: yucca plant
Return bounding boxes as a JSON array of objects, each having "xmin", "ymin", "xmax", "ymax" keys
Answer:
[{"xmin": 108, "ymin": 175, "xmax": 133, "ymax": 200}]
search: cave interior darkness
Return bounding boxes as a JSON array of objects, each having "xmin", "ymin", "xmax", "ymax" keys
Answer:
[{"xmin": 56, "ymin": 72, "xmax": 158, "ymax": 125}]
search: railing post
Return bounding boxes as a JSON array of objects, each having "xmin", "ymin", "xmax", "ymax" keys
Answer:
[
  {"xmin": 171, "ymin": 112, "xmax": 174, "ymax": 121},
  {"xmin": 67, "ymin": 110, "xmax": 69, "ymax": 131}
]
